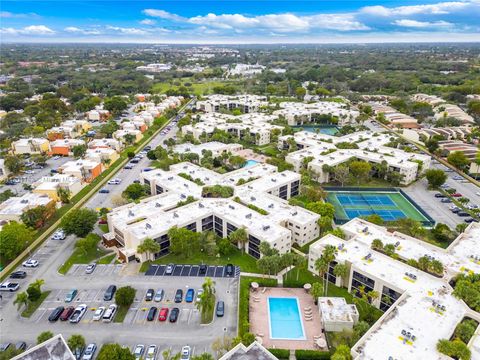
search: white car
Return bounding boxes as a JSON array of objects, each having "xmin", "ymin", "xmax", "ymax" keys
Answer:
[
  {"xmin": 133, "ymin": 344, "xmax": 145, "ymax": 360},
  {"xmin": 82, "ymin": 343, "xmax": 97, "ymax": 360},
  {"xmin": 69, "ymin": 304, "xmax": 87, "ymax": 323},
  {"xmin": 92, "ymin": 306, "xmax": 105, "ymax": 321},
  {"xmin": 181, "ymin": 346, "xmax": 191, "ymax": 360},
  {"xmin": 145, "ymin": 345, "xmax": 157, "ymax": 360},
  {"xmin": 22, "ymin": 259, "xmax": 39, "ymax": 268},
  {"xmin": 107, "ymin": 178, "xmax": 122, "ymax": 185},
  {"xmin": 476, "ymin": 192, "xmax": 480, "ymax": 197},
  {"xmin": 52, "ymin": 230, "xmax": 66, "ymax": 240},
  {"xmin": 24, "ymin": 170, "xmax": 35, "ymax": 174},
  {"xmin": 52, "ymin": 156, "xmax": 61, "ymax": 160}
]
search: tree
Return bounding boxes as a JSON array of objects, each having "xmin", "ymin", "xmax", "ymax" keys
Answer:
[
  {"xmin": 72, "ymin": 144, "xmax": 87, "ymax": 158},
  {"xmin": 295, "ymin": 87, "xmax": 306, "ymax": 99},
  {"xmin": 228, "ymin": 227, "xmax": 248, "ymax": 252},
  {"xmin": 334, "ymin": 165, "xmax": 350, "ymax": 186},
  {"xmin": 0, "ymin": 189, "xmax": 16, "ymax": 203},
  {"xmin": 333, "ymin": 263, "xmax": 349, "ymax": 284},
  {"xmin": 97, "ymin": 344, "xmax": 135, "ymax": 360},
  {"xmin": 75, "ymin": 233, "xmax": 99, "ymax": 255},
  {"xmin": 4, "ymin": 155, "xmax": 23, "ymax": 174},
  {"xmin": 67, "ymin": 334, "xmax": 86, "ymax": 353},
  {"xmin": 331, "ymin": 345, "xmax": 352, "ymax": 360},
  {"xmin": 456, "ymin": 223, "xmax": 468, "ymax": 233},
  {"xmin": 259, "ymin": 241, "xmax": 278, "ymax": 257},
  {"xmin": 14, "ymin": 291, "xmax": 29, "ymax": 310},
  {"xmin": 371, "ymin": 239, "xmax": 384, "ymax": 250},
  {"xmin": 349, "ymin": 161, "xmax": 372, "ymax": 184},
  {"xmin": 122, "ymin": 183, "xmax": 148, "ymax": 201},
  {"xmin": 310, "ymin": 282, "xmax": 323, "ymax": 304},
  {"xmin": 196, "ymin": 277, "xmax": 216, "ymax": 323},
  {"xmin": 124, "ymin": 134, "xmax": 136, "ymax": 145},
  {"xmin": 425, "ymin": 169, "xmax": 447, "ymax": 189},
  {"xmin": 192, "ymin": 353, "xmax": 214, "ymax": 360},
  {"xmin": 455, "ymin": 319, "xmax": 477, "ymax": 344},
  {"xmin": 425, "ymin": 138, "xmax": 439, "ymax": 153},
  {"xmin": 37, "ymin": 331, "xmax": 54, "ymax": 344},
  {"xmin": 317, "ymin": 216, "xmax": 333, "ymax": 236},
  {"xmin": 26, "ymin": 279, "xmax": 45, "ymax": 302},
  {"xmin": 137, "ymin": 237, "xmax": 161, "ymax": 261},
  {"xmin": 162, "ymin": 349, "xmax": 181, "ymax": 360},
  {"xmin": 104, "ymin": 96, "xmax": 128, "ymax": 115},
  {"xmin": 0, "ymin": 221, "xmax": 34, "ymax": 262},
  {"xmin": 100, "ymin": 120, "xmax": 119, "ymax": 137},
  {"xmin": 364, "ymin": 214, "xmax": 384, "ymax": 226},
  {"xmin": 306, "ymin": 202, "xmax": 335, "ymax": 218},
  {"xmin": 60, "ymin": 208, "xmax": 98, "ymax": 237},
  {"xmin": 57, "ymin": 187, "xmax": 71, "ymax": 203},
  {"xmin": 115, "ymin": 286, "xmax": 136, "ymax": 307},
  {"xmin": 20, "ymin": 205, "xmax": 51, "ymax": 229},
  {"xmin": 168, "ymin": 227, "xmax": 200, "ymax": 258},
  {"xmin": 437, "ymin": 339, "xmax": 471, "ymax": 360},
  {"xmin": 447, "ymin": 151, "xmax": 470, "ymax": 170}
]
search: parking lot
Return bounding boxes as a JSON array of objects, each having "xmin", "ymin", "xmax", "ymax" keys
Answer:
[{"xmin": 145, "ymin": 264, "xmax": 240, "ymax": 278}]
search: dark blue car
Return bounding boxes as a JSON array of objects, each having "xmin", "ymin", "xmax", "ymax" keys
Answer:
[{"xmin": 185, "ymin": 289, "xmax": 195, "ymax": 303}]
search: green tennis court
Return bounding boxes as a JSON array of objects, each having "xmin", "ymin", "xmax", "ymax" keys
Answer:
[{"xmin": 326, "ymin": 189, "xmax": 433, "ymax": 225}]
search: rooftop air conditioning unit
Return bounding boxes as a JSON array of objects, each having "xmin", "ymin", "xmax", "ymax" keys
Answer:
[
  {"xmin": 155, "ymin": 203, "xmax": 161, "ymax": 207},
  {"xmin": 246, "ymin": 213, "xmax": 252, "ymax": 219},
  {"xmin": 251, "ymin": 197, "xmax": 256, "ymax": 201},
  {"xmin": 199, "ymin": 203, "xmax": 204, "ymax": 208},
  {"xmin": 128, "ymin": 210, "xmax": 134, "ymax": 217},
  {"xmin": 146, "ymin": 223, "xmax": 152, "ymax": 229},
  {"xmin": 263, "ymin": 225, "xmax": 270, "ymax": 231},
  {"xmin": 173, "ymin": 212, "xmax": 179, "ymax": 218},
  {"xmin": 229, "ymin": 205, "xmax": 235, "ymax": 210}
]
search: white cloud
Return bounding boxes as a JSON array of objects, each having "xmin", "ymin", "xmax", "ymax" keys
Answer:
[
  {"xmin": 361, "ymin": 1, "xmax": 472, "ymax": 16},
  {"xmin": 145, "ymin": 10, "xmax": 369, "ymax": 32},
  {"xmin": 64, "ymin": 26, "xmax": 101, "ymax": 35},
  {"xmin": 393, "ymin": 19, "xmax": 454, "ymax": 27},
  {"xmin": 1, "ymin": 25, "xmax": 55, "ymax": 35},
  {"xmin": 0, "ymin": 11, "xmax": 39, "ymax": 18},
  {"xmin": 106, "ymin": 26, "xmax": 149, "ymax": 35},
  {"xmin": 140, "ymin": 19, "xmax": 156, "ymax": 25}
]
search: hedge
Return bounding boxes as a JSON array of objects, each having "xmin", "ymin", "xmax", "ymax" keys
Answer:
[
  {"xmin": 268, "ymin": 348, "xmax": 290, "ymax": 359},
  {"xmin": 295, "ymin": 349, "xmax": 331, "ymax": 360}
]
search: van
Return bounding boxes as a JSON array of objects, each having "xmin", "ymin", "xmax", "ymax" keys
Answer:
[
  {"xmin": 102, "ymin": 304, "xmax": 117, "ymax": 322},
  {"xmin": 104, "ymin": 285, "xmax": 117, "ymax": 301}
]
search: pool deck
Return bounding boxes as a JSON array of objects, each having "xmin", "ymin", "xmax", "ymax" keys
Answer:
[
  {"xmin": 234, "ymin": 148, "xmax": 269, "ymax": 163},
  {"xmin": 249, "ymin": 287, "xmax": 327, "ymax": 350}
]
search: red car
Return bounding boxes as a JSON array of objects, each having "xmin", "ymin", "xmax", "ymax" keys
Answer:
[
  {"xmin": 451, "ymin": 193, "xmax": 463, "ymax": 197},
  {"xmin": 59, "ymin": 306, "xmax": 75, "ymax": 321},
  {"xmin": 158, "ymin": 308, "xmax": 169, "ymax": 321}
]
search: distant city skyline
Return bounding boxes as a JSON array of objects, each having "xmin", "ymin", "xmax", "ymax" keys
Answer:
[{"xmin": 1, "ymin": 0, "xmax": 479, "ymax": 43}]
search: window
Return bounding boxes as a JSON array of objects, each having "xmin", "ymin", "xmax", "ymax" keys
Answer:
[
  {"xmin": 202, "ymin": 216, "xmax": 213, "ymax": 231},
  {"xmin": 380, "ymin": 286, "xmax": 402, "ymax": 311},
  {"xmin": 214, "ymin": 216, "xmax": 223, "ymax": 237},
  {"xmin": 351, "ymin": 271, "xmax": 375, "ymax": 297},
  {"xmin": 155, "ymin": 185, "xmax": 164, "ymax": 194},
  {"xmin": 226, "ymin": 222, "xmax": 238, "ymax": 235}
]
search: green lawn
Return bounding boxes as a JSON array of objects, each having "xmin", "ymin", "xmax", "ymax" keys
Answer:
[
  {"xmin": 58, "ymin": 237, "xmax": 109, "ymax": 275},
  {"xmin": 151, "ymin": 80, "xmax": 239, "ymax": 96},
  {"xmin": 139, "ymin": 246, "xmax": 260, "ymax": 273},
  {"xmin": 21, "ymin": 291, "xmax": 51, "ymax": 318},
  {"xmin": 98, "ymin": 224, "xmax": 109, "ymax": 233},
  {"xmin": 97, "ymin": 253, "xmax": 116, "ymax": 265},
  {"xmin": 113, "ymin": 305, "xmax": 130, "ymax": 323}
]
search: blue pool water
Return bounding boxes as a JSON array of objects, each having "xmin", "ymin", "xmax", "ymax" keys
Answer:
[
  {"xmin": 243, "ymin": 159, "xmax": 259, "ymax": 168},
  {"xmin": 293, "ymin": 126, "xmax": 339, "ymax": 135},
  {"xmin": 268, "ymin": 297, "xmax": 305, "ymax": 340}
]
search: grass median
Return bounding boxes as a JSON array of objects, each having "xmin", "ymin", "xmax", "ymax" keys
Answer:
[
  {"xmin": 58, "ymin": 234, "xmax": 109, "ymax": 275},
  {"xmin": 21, "ymin": 291, "xmax": 51, "ymax": 318}
]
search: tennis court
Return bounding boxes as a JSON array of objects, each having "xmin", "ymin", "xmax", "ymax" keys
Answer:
[{"xmin": 326, "ymin": 190, "xmax": 432, "ymax": 225}]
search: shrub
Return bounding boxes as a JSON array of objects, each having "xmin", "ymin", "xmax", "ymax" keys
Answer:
[
  {"xmin": 295, "ymin": 349, "xmax": 331, "ymax": 360},
  {"xmin": 268, "ymin": 348, "xmax": 290, "ymax": 359}
]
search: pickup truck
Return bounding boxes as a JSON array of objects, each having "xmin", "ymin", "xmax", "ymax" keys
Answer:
[{"xmin": 0, "ymin": 282, "xmax": 20, "ymax": 292}]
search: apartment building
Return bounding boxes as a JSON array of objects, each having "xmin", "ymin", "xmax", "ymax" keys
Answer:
[
  {"xmin": 121, "ymin": 119, "xmax": 148, "ymax": 133},
  {"xmin": 88, "ymin": 138, "xmax": 123, "ymax": 152},
  {"xmin": 280, "ymin": 130, "xmax": 431, "ymax": 185},
  {"xmin": 32, "ymin": 174, "xmax": 84, "ymax": 201},
  {"xmin": 227, "ymin": 63, "xmax": 266, "ymax": 77},
  {"xmin": 434, "ymin": 103, "xmax": 475, "ymax": 125},
  {"xmin": 173, "ymin": 142, "xmax": 243, "ymax": 159},
  {"xmin": 181, "ymin": 112, "xmax": 282, "ymax": 146},
  {"xmin": 12, "ymin": 138, "xmax": 50, "ymax": 155},
  {"xmin": 86, "ymin": 109, "xmax": 110, "ymax": 121},
  {"xmin": 105, "ymin": 162, "xmax": 319, "ymax": 262},
  {"xmin": 411, "ymin": 93, "xmax": 445, "ymax": 106},
  {"xmin": 196, "ymin": 94, "xmax": 268, "ymax": 114},
  {"xmin": 308, "ymin": 218, "xmax": 480, "ymax": 360},
  {"xmin": 49, "ymin": 139, "xmax": 85, "ymax": 156},
  {"xmin": 273, "ymin": 101, "xmax": 359, "ymax": 126},
  {"xmin": 46, "ymin": 120, "xmax": 92, "ymax": 140},
  {"xmin": 85, "ymin": 147, "xmax": 119, "ymax": 166},
  {"xmin": 0, "ymin": 192, "xmax": 55, "ymax": 222},
  {"xmin": 369, "ymin": 103, "xmax": 419, "ymax": 129},
  {"xmin": 403, "ymin": 126, "xmax": 472, "ymax": 143},
  {"xmin": 58, "ymin": 159, "xmax": 102, "ymax": 182},
  {"xmin": 113, "ymin": 129, "xmax": 143, "ymax": 144}
]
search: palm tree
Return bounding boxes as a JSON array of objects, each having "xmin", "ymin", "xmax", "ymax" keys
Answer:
[
  {"xmin": 228, "ymin": 227, "xmax": 248, "ymax": 252},
  {"xmin": 32, "ymin": 279, "xmax": 45, "ymax": 292},
  {"xmin": 137, "ymin": 238, "xmax": 161, "ymax": 261},
  {"xmin": 333, "ymin": 263, "xmax": 348, "ymax": 286},
  {"xmin": 316, "ymin": 245, "xmax": 337, "ymax": 296},
  {"xmin": 14, "ymin": 292, "xmax": 29, "ymax": 311},
  {"xmin": 196, "ymin": 277, "xmax": 216, "ymax": 323}
]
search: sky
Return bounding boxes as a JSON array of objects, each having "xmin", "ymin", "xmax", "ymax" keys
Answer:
[{"xmin": 1, "ymin": 0, "xmax": 479, "ymax": 43}]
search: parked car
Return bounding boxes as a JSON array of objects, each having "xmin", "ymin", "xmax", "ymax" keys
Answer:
[
  {"xmin": 440, "ymin": 198, "xmax": 452, "ymax": 203},
  {"xmin": 124, "ymin": 164, "xmax": 133, "ymax": 170},
  {"xmin": 165, "ymin": 264, "xmax": 175, "ymax": 275},
  {"xmin": 48, "ymin": 306, "xmax": 65, "ymax": 322},
  {"xmin": 451, "ymin": 193, "xmax": 463, "ymax": 197},
  {"xmin": 15, "ymin": 341, "xmax": 27, "ymax": 351},
  {"xmin": 216, "ymin": 301, "xmax": 225, "ymax": 317},
  {"xmin": 133, "ymin": 344, "xmax": 145, "ymax": 360},
  {"xmin": 104, "ymin": 285, "xmax": 117, "ymax": 301},
  {"xmin": 199, "ymin": 264, "xmax": 207, "ymax": 274},
  {"xmin": 60, "ymin": 306, "xmax": 75, "ymax": 321},
  {"xmin": 451, "ymin": 208, "xmax": 461, "ymax": 214},
  {"xmin": 465, "ymin": 218, "xmax": 478, "ymax": 223},
  {"xmin": 181, "ymin": 346, "xmax": 191, "ymax": 360},
  {"xmin": 169, "ymin": 307, "xmax": 180, "ymax": 323},
  {"xmin": 70, "ymin": 304, "xmax": 87, "ymax": 323},
  {"xmin": 458, "ymin": 212, "xmax": 470, "ymax": 217},
  {"xmin": 22, "ymin": 259, "xmax": 39, "ymax": 268},
  {"xmin": 185, "ymin": 289, "xmax": 195, "ymax": 303},
  {"xmin": 145, "ymin": 345, "xmax": 157, "ymax": 360},
  {"xmin": 225, "ymin": 263, "xmax": 234, "ymax": 277},
  {"xmin": 434, "ymin": 193, "xmax": 446, "ymax": 198},
  {"xmin": 147, "ymin": 307, "xmax": 157, "ymax": 321},
  {"xmin": 158, "ymin": 308, "xmax": 169, "ymax": 321},
  {"xmin": 52, "ymin": 156, "xmax": 61, "ymax": 160},
  {"xmin": 65, "ymin": 289, "xmax": 78, "ymax": 302},
  {"xmin": 52, "ymin": 229, "xmax": 66, "ymax": 240},
  {"xmin": 143, "ymin": 168, "xmax": 153, "ymax": 172},
  {"xmin": 82, "ymin": 343, "xmax": 97, "ymax": 360},
  {"xmin": 453, "ymin": 175, "xmax": 463, "ymax": 180},
  {"xmin": 10, "ymin": 271, "xmax": 27, "ymax": 279},
  {"xmin": 0, "ymin": 282, "xmax": 20, "ymax": 292},
  {"xmin": 145, "ymin": 289, "xmax": 155, "ymax": 301},
  {"xmin": 92, "ymin": 306, "xmax": 105, "ymax": 321},
  {"xmin": 175, "ymin": 289, "xmax": 183, "ymax": 303},
  {"xmin": 85, "ymin": 263, "xmax": 96, "ymax": 274},
  {"xmin": 107, "ymin": 178, "xmax": 122, "ymax": 185},
  {"xmin": 196, "ymin": 289, "xmax": 204, "ymax": 303},
  {"xmin": 102, "ymin": 304, "xmax": 117, "ymax": 322},
  {"xmin": 99, "ymin": 188, "xmax": 110, "ymax": 194},
  {"xmin": 154, "ymin": 289, "xmax": 164, "ymax": 302}
]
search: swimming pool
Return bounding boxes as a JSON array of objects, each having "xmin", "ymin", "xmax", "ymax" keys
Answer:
[
  {"xmin": 293, "ymin": 125, "xmax": 340, "ymax": 135},
  {"xmin": 243, "ymin": 159, "xmax": 259, "ymax": 168},
  {"xmin": 268, "ymin": 297, "xmax": 306, "ymax": 340}
]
